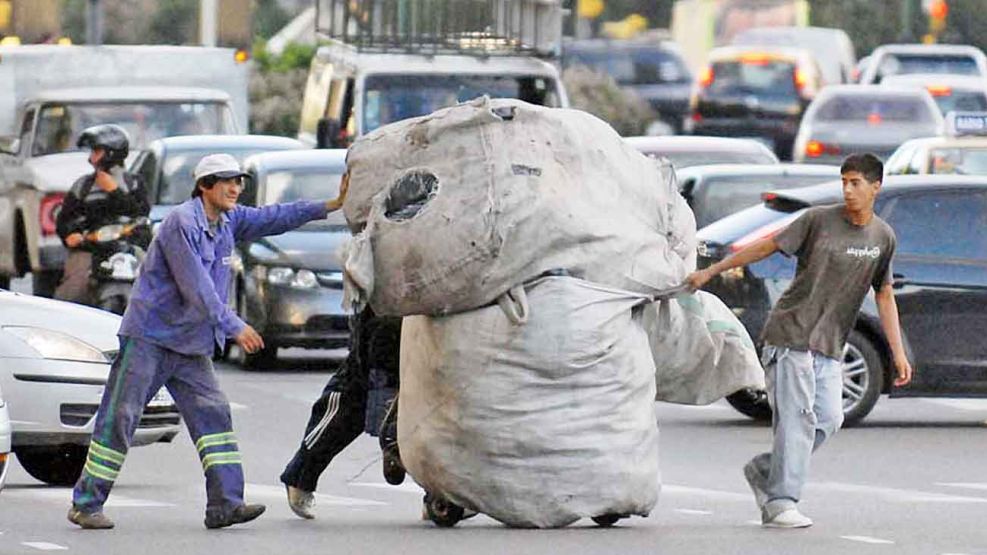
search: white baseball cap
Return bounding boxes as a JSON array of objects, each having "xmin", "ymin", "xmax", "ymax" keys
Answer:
[{"xmin": 193, "ymin": 153, "xmax": 248, "ymax": 181}]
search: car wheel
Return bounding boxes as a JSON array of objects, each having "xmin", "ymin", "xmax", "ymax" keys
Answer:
[
  {"xmin": 726, "ymin": 388, "xmax": 772, "ymax": 422},
  {"xmin": 16, "ymin": 445, "xmax": 87, "ymax": 486},
  {"xmin": 841, "ymin": 330, "xmax": 883, "ymax": 426}
]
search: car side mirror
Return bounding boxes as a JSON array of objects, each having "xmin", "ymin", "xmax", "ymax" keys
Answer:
[
  {"xmin": 316, "ymin": 118, "xmax": 341, "ymax": 149},
  {"xmin": 0, "ymin": 136, "xmax": 20, "ymax": 155}
]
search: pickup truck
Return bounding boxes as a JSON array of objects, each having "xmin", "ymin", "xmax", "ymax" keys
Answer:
[{"xmin": 0, "ymin": 45, "xmax": 248, "ymax": 294}]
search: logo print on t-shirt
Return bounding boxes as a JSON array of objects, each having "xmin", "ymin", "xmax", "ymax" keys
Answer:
[{"xmin": 845, "ymin": 246, "xmax": 881, "ymax": 259}]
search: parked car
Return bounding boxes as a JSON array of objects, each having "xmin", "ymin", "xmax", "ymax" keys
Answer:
[
  {"xmin": 230, "ymin": 149, "xmax": 352, "ymax": 368},
  {"xmin": 562, "ymin": 38, "xmax": 693, "ymax": 133},
  {"xmin": 793, "ymin": 85, "xmax": 944, "ymax": 164},
  {"xmin": 695, "ymin": 175, "xmax": 987, "ymax": 424},
  {"xmin": 0, "ymin": 384, "xmax": 10, "ymax": 493},
  {"xmin": 686, "ymin": 46, "xmax": 824, "ymax": 160},
  {"xmin": 129, "ymin": 134, "xmax": 307, "ymax": 227},
  {"xmin": 880, "ymin": 74, "xmax": 987, "ymax": 115},
  {"xmin": 732, "ymin": 26, "xmax": 857, "ymax": 85},
  {"xmin": 625, "ymin": 135, "xmax": 779, "ymax": 169},
  {"xmin": 858, "ymin": 44, "xmax": 987, "ymax": 84},
  {"xmin": 886, "ymin": 111, "xmax": 987, "ymax": 176},
  {"xmin": 0, "ymin": 289, "xmax": 180, "ymax": 485},
  {"xmin": 676, "ymin": 163, "xmax": 838, "ymax": 228}
]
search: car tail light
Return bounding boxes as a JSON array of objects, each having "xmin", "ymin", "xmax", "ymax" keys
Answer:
[
  {"xmin": 805, "ymin": 140, "xmax": 840, "ymax": 158},
  {"xmin": 698, "ymin": 66, "xmax": 714, "ymax": 88},
  {"xmin": 867, "ymin": 113, "xmax": 882, "ymax": 125},
  {"xmin": 690, "ymin": 111, "xmax": 703, "ymax": 123},
  {"xmin": 926, "ymin": 84, "xmax": 952, "ymax": 97},
  {"xmin": 794, "ymin": 68, "xmax": 809, "ymax": 93},
  {"xmin": 730, "ymin": 212, "xmax": 800, "ymax": 253},
  {"xmin": 39, "ymin": 193, "xmax": 65, "ymax": 236}
]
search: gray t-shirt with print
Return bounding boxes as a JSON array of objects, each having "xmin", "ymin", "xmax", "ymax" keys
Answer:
[{"xmin": 761, "ymin": 204, "xmax": 896, "ymax": 359}]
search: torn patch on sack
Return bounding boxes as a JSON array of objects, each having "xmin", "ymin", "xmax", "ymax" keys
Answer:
[
  {"xmin": 385, "ymin": 170, "xmax": 439, "ymax": 221},
  {"xmin": 511, "ymin": 164, "xmax": 542, "ymax": 177}
]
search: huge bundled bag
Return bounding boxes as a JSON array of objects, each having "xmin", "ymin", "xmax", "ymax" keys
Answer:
[
  {"xmin": 343, "ymin": 96, "xmax": 689, "ymax": 316},
  {"xmin": 646, "ymin": 291, "xmax": 765, "ymax": 405},
  {"xmin": 398, "ymin": 276, "xmax": 660, "ymax": 528}
]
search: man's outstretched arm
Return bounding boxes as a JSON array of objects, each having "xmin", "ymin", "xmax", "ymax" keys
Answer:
[{"xmin": 686, "ymin": 237, "xmax": 780, "ymax": 291}]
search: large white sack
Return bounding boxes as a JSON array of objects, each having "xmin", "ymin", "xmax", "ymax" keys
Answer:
[
  {"xmin": 343, "ymin": 96, "xmax": 688, "ymax": 316},
  {"xmin": 646, "ymin": 291, "xmax": 765, "ymax": 405},
  {"xmin": 398, "ymin": 276, "xmax": 660, "ymax": 528}
]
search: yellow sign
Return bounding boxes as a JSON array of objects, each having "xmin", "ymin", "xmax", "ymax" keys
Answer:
[
  {"xmin": 578, "ymin": 0, "xmax": 604, "ymax": 20},
  {"xmin": 0, "ymin": 1, "xmax": 11, "ymax": 30}
]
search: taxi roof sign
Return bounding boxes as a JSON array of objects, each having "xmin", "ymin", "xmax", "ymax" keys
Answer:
[{"xmin": 946, "ymin": 111, "xmax": 987, "ymax": 137}]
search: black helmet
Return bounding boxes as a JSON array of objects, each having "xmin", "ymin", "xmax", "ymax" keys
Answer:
[{"xmin": 76, "ymin": 124, "xmax": 130, "ymax": 168}]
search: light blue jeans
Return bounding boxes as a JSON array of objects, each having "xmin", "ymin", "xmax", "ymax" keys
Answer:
[{"xmin": 748, "ymin": 346, "xmax": 844, "ymax": 518}]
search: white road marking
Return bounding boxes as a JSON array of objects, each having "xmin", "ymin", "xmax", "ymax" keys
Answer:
[
  {"xmin": 657, "ymin": 401, "xmax": 731, "ymax": 412},
  {"xmin": 746, "ymin": 520, "xmax": 763, "ymax": 526},
  {"xmin": 840, "ymin": 535, "xmax": 894, "ymax": 545},
  {"xmin": 4, "ymin": 488, "xmax": 173, "ymax": 507},
  {"xmin": 245, "ymin": 483, "xmax": 386, "ymax": 506},
  {"xmin": 21, "ymin": 543, "xmax": 68, "ymax": 551},
  {"xmin": 936, "ymin": 482, "xmax": 987, "ymax": 491},
  {"xmin": 809, "ymin": 482, "xmax": 987, "ymax": 504},
  {"xmin": 229, "ymin": 402, "xmax": 248, "ymax": 411},
  {"xmin": 919, "ymin": 399, "xmax": 987, "ymax": 412},
  {"xmin": 674, "ymin": 509, "xmax": 713, "ymax": 516}
]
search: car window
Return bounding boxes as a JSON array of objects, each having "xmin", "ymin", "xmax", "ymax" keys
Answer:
[
  {"xmin": 813, "ymin": 95, "xmax": 936, "ymax": 123},
  {"xmin": 708, "ymin": 59, "xmax": 797, "ymax": 96},
  {"xmin": 157, "ymin": 148, "xmax": 280, "ymax": 205},
  {"xmin": 878, "ymin": 54, "xmax": 981, "ymax": 81},
  {"xmin": 883, "ymin": 191, "xmax": 987, "ymax": 259},
  {"xmin": 693, "ymin": 174, "xmax": 836, "ymax": 227},
  {"xmin": 928, "ymin": 148, "xmax": 987, "ymax": 175},
  {"xmin": 264, "ymin": 170, "xmax": 346, "ymax": 228},
  {"xmin": 135, "ymin": 151, "xmax": 158, "ymax": 191},
  {"xmin": 932, "ymin": 90, "xmax": 987, "ymax": 114}
]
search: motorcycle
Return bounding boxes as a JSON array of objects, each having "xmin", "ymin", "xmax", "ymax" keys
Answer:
[{"xmin": 81, "ymin": 216, "xmax": 150, "ymax": 315}]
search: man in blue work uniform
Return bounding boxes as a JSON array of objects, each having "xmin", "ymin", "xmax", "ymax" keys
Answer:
[{"xmin": 67, "ymin": 153, "xmax": 349, "ymax": 530}]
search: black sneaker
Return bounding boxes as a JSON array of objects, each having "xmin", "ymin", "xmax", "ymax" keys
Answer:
[
  {"xmin": 67, "ymin": 507, "xmax": 115, "ymax": 530},
  {"xmin": 204, "ymin": 503, "xmax": 266, "ymax": 529}
]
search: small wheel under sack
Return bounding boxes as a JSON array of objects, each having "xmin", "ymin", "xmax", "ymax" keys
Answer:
[
  {"xmin": 424, "ymin": 492, "xmax": 465, "ymax": 528},
  {"xmin": 382, "ymin": 444, "xmax": 406, "ymax": 486},
  {"xmin": 591, "ymin": 514, "xmax": 624, "ymax": 527}
]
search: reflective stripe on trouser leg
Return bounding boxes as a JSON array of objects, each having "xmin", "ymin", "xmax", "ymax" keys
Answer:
[
  {"xmin": 72, "ymin": 338, "xmax": 168, "ymax": 513},
  {"xmin": 167, "ymin": 352, "xmax": 244, "ymax": 511}
]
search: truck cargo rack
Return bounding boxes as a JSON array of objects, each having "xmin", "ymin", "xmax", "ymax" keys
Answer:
[{"xmin": 316, "ymin": 0, "xmax": 562, "ymax": 57}]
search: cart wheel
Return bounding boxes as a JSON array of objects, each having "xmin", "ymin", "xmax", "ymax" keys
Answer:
[
  {"xmin": 382, "ymin": 444, "xmax": 406, "ymax": 486},
  {"xmin": 591, "ymin": 514, "xmax": 622, "ymax": 527},
  {"xmin": 425, "ymin": 493, "xmax": 465, "ymax": 528}
]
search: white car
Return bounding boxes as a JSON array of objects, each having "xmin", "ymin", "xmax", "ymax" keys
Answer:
[
  {"xmin": 0, "ymin": 290, "xmax": 180, "ymax": 485},
  {"xmin": 0, "ymin": 385, "xmax": 11, "ymax": 493}
]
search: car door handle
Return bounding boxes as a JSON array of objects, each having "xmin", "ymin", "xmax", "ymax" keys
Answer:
[{"xmin": 892, "ymin": 273, "xmax": 907, "ymax": 289}]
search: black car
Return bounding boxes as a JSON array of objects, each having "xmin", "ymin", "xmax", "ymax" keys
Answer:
[
  {"xmin": 696, "ymin": 175, "xmax": 987, "ymax": 424},
  {"xmin": 563, "ymin": 39, "xmax": 693, "ymax": 133},
  {"xmin": 687, "ymin": 46, "xmax": 823, "ymax": 161}
]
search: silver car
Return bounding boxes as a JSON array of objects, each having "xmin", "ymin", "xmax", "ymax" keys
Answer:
[
  {"xmin": 0, "ymin": 290, "xmax": 180, "ymax": 485},
  {"xmin": 230, "ymin": 149, "xmax": 352, "ymax": 368},
  {"xmin": 624, "ymin": 136, "xmax": 779, "ymax": 169},
  {"xmin": 858, "ymin": 44, "xmax": 987, "ymax": 84},
  {"xmin": 793, "ymin": 85, "xmax": 944, "ymax": 164}
]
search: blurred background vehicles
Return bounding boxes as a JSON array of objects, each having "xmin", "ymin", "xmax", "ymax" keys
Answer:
[
  {"xmin": 562, "ymin": 38, "xmax": 692, "ymax": 134},
  {"xmin": 731, "ymin": 26, "xmax": 857, "ymax": 86},
  {"xmin": 624, "ymin": 135, "xmax": 779, "ymax": 169},
  {"xmin": 231, "ymin": 149, "xmax": 350, "ymax": 368},
  {"xmin": 0, "ymin": 385, "xmax": 10, "ymax": 493},
  {"xmin": 676, "ymin": 163, "xmax": 837, "ymax": 228},
  {"xmin": 694, "ymin": 175, "xmax": 987, "ymax": 425},
  {"xmin": 792, "ymin": 85, "xmax": 944, "ymax": 164},
  {"xmin": 0, "ymin": 45, "xmax": 250, "ymax": 296},
  {"xmin": 886, "ymin": 111, "xmax": 987, "ymax": 176},
  {"xmin": 857, "ymin": 44, "xmax": 987, "ymax": 84},
  {"xmin": 685, "ymin": 46, "xmax": 823, "ymax": 160},
  {"xmin": 879, "ymin": 74, "xmax": 987, "ymax": 115},
  {"xmin": 0, "ymin": 289, "xmax": 180, "ymax": 485}
]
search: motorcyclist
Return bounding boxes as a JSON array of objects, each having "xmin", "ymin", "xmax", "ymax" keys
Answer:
[{"xmin": 54, "ymin": 124, "xmax": 150, "ymax": 305}]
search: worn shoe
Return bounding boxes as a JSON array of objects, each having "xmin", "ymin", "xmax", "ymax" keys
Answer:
[
  {"xmin": 286, "ymin": 485, "xmax": 316, "ymax": 520},
  {"xmin": 204, "ymin": 503, "xmax": 266, "ymax": 529},
  {"xmin": 742, "ymin": 461, "xmax": 769, "ymax": 510},
  {"xmin": 763, "ymin": 508, "xmax": 813, "ymax": 529},
  {"xmin": 67, "ymin": 507, "xmax": 115, "ymax": 530}
]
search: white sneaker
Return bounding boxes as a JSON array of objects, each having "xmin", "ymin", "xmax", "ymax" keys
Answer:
[
  {"xmin": 742, "ymin": 461, "xmax": 768, "ymax": 510},
  {"xmin": 763, "ymin": 508, "xmax": 813, "ymax": 529}
]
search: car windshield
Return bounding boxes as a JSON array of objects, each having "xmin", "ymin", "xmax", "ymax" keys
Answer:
[
  {"xmin": 709, "ymin": 59, "xmax": 797, "ymax": 96},
  {"xmin": 814, "ymin": 95, "xmax": 935, "ymax": 123},
  {"xmin": 929, "ymin": 147, "xmax": 987, "ymax": 175},
  {"xmin": 363, "ymin": 74, "xmax": 561, "ymax": 132},
  {"xmin": 158, "ymin": 148, "xmax": 275, "ymax": 205},
  {"xmin": 693, "ymin": 174, "xmax": 836, "ymax": 227},
  {"xmin": 879, "ymin": 54, "xmax": 981, "ymax": 80},
  {"xmin": 566, "ymin": 47, "xmax": 690, "ymax": 85},
  {"xmin": 33, "ymin": 102, "xmax": 233, "ymax": 156},
  {"xmin": 651, "ymin": 151, "xmax": 777, "ymax": 169},
  {"xmin": 264, "ymin": 170, "xmax": 346, "ymax": 228},
  {"xmin": 932, "ymin": 90, "xmax": 987, "ymax": 114}
]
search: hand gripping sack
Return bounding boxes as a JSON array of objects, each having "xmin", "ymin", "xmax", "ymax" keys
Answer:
[{"xmin": 398, "ymin": 276, "xmax": 661, "ymax": 528}]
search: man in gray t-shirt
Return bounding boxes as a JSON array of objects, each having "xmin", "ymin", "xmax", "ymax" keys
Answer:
[{"xmin": 687, "ymin": 154, "xmax": 912, "ymax": 529}]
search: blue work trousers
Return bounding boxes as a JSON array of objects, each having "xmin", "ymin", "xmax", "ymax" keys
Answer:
[{"xmin": 72, "ymin": 337, "xmax": 244, "ymax": 519}]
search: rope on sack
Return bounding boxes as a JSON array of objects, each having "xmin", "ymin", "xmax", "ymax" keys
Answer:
[{"xmin": 496, "ymin": 285, "xmax": 530, "ymax": 326}]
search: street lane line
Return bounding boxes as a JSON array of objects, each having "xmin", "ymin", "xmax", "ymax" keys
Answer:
[
  {"xmin": 245, "ymin": 483, "xmax": 386, "ymax": 506},
  {"xmin": 936, "ymin": 482, "xmax": 987, "ymax": 491},
  {"xmin": 840, "ymin": 536, "xmax": 894, "ymax": 545},
  {"xmin": 809, "ymin": 482, "xmax": 987, "ymax": 504},
  {"xmin": 21, "ymin": 543, "xmax": 68, "ymax": 551},
  {"xmin": 229, "ymin": 402, "xmax": 248, "ymax": 411},
  {"xmin": 4, "ymin": 488, "xmax": 174, "ymax": 507},
  {"xmin": 674, "ymin": 509, "xmax": 713, "ymax": 516}
]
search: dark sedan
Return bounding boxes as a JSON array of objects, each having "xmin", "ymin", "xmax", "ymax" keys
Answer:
[
  {"xmin": 696, "ymin": 175, "xmax": 987, "ymax": 424},
  {"xmin": 231, "ymin": 149, "xmax": 351, "ymax": 368}
]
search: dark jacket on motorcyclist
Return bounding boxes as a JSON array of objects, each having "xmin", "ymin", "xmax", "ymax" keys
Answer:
[{"xmin": 54, "ymin": 125, "xmax": 150, "ymax": 304}]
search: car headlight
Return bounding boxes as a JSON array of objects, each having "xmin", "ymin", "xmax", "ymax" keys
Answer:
[
  {"xmin": 3, "ymin": 326, "xmax": 109, "ymax": 363},
  {"xmin": 264, "ymin": 266, "xmax": 318, "ymax": 289}
]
